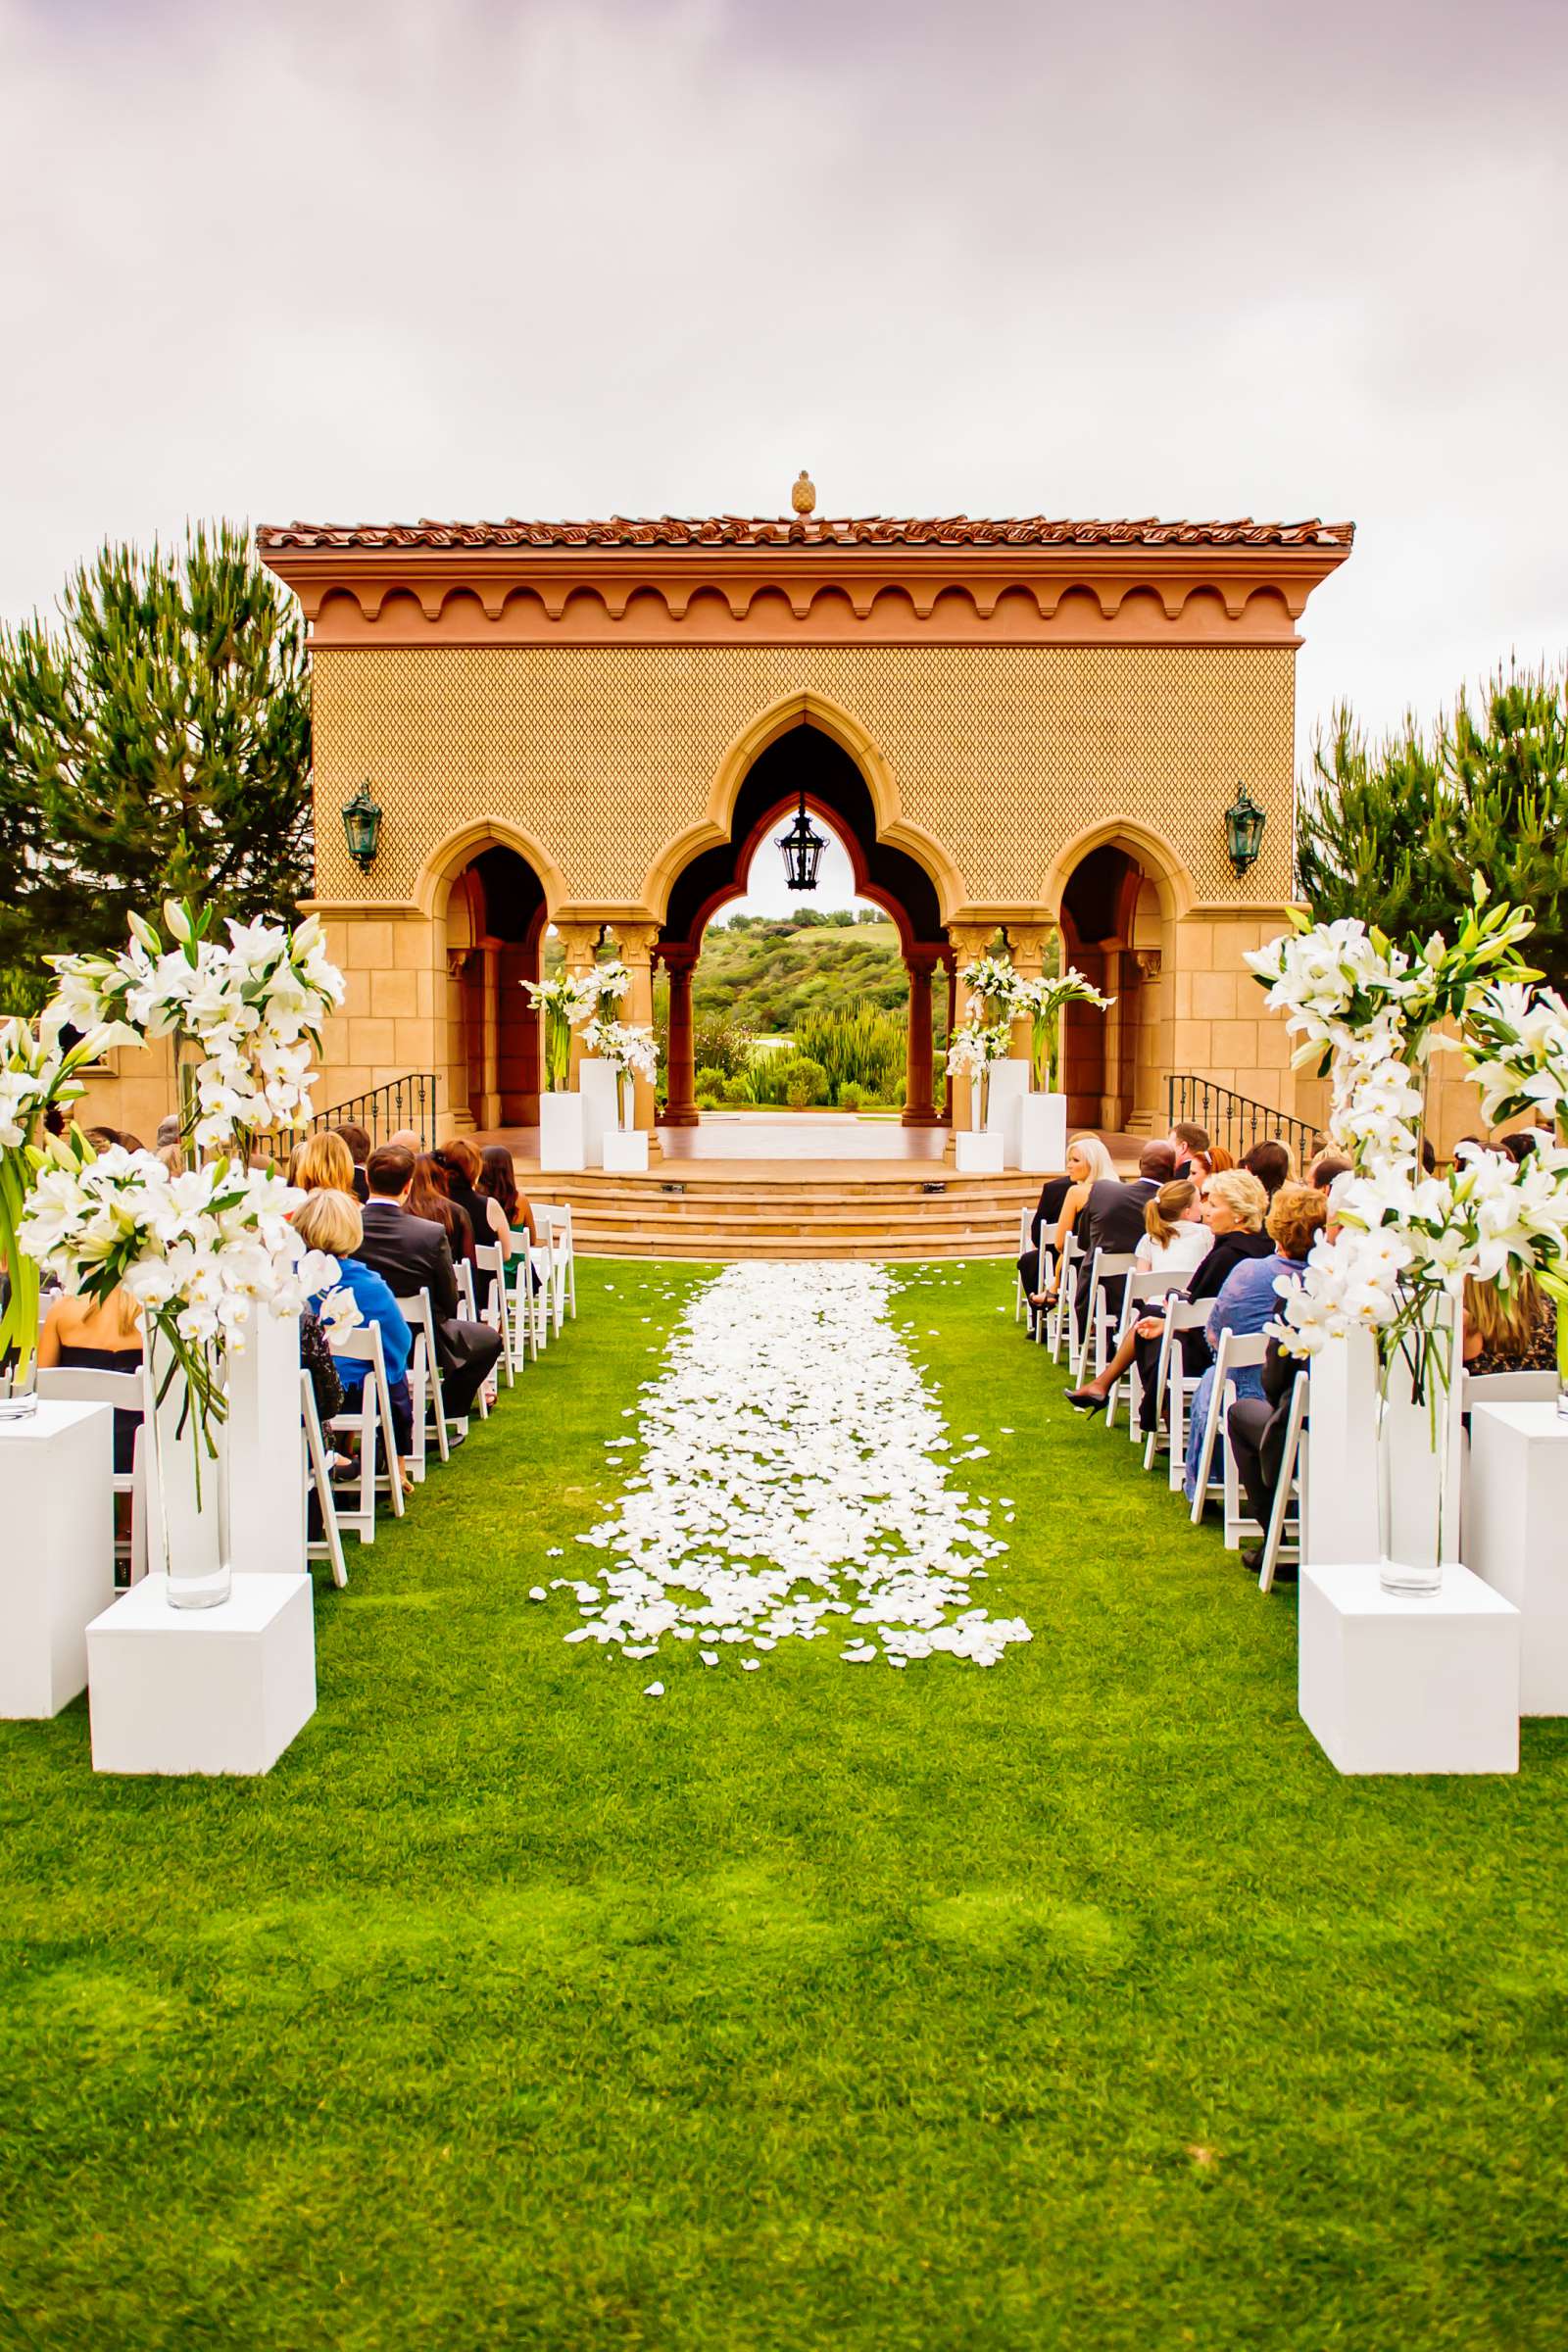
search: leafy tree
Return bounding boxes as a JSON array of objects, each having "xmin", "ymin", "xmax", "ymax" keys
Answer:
[
  {"xmin": 0, "ymin": 520, "xmax": 311, "ymax": 1004},
  {"xmin": 1298, "ymin": 662, "xmax": 1568, "ymax": 988}
]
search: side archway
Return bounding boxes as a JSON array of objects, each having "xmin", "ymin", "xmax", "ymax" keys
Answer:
[
  {"xmin": 436, "ymin": 836, "xmax": 551, "ymax": 1132},
  {"xmin": 1046, "ymin": 821, "xmax": 1193, "ymax": 1133}
]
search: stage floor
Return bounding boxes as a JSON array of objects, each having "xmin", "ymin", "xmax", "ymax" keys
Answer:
[{"xmin": 477, "ymin": 1111, "xmax": 1141, "ymax": 1179}]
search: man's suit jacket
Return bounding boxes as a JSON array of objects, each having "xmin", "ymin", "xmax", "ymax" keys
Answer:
[
  {"xmin": 357, "ymin": 1199, "xmax": 460, "ymax": 1332},
  {"xmin": 1074, "ymin": 1176, "xmax": 1159, "ymax": 1324}
]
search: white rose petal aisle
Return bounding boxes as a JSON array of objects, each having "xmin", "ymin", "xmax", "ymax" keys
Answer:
[{"xmin": 555, "ymin": 1262, "xmax": 1032, "ymax": 1674}]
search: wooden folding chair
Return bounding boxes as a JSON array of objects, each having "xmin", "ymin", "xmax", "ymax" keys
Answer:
[
  {"xmin": 538, "ymin": 1204, "xmax": 576, "ymax": 1330},
  {"xmin": 1257, "ymin": 1371, "xmax": 1310, "ymax": 1592},
  {"xmin": 1189, "ymin": 1328, "xmax": 1270, "ymax": 1525},
  {"xmin": 455, "ymin": 1259, "xmax": 490, "ymax": 1421},
  {"xmin": 36, "ymin": 1363, "xmax": 149, "ymax": 1582},
  {"xmin": 1103, "ymin": 1269, "xmax": 1187, "ymax": 1434},
  {"xmin": 473, "ymin": 1242, "xmax": 516, "ymax": 1389},
  {"xmin": 1153, "ymin": 1298, "xmax": 1218, "ymax": 1482},
  {"xmin": 326, "ymin": 1320, "xmax": 406, "ymax": 1542},
  {"xmin": 1075, "ymin": 1250, "xmax": 1137, "ymax": 1386},
  {"xmin": 394, "ymin": 1289, "xmax": 454, "ymax": 1473},
  {"xmin": 1048, "ymin": 1230, "xmax": 1080, "ymax": 1364},
  {"xmin": 300, "ymin": 1369, "xmax": 348, "ymax": 1588}
]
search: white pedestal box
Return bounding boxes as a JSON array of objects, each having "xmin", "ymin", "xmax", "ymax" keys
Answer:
[
  {"xmin": 1298, "ymin": 1560, "xmax": 1518, "ymax": 1776},
  {"xmin": 0, "ymin": 1400, "xmax": 114, "ymax": 1719},
  {"xmin": 1303, "ymin": 1332, "xmax": 1381, "ymax": 1567},
  {"xmin": 1016, "ymin": 1092, "xmax": 1067, "ymax": 1175},
  {"xmin": 86, "ymin": 1571, "xmax": 316, "ymax": 1775},
  {"xmin": 984, "ymin": 1059, "xmax": 1031, "ymax": 1168},
  {"xmin": 1466, "ymin": 1401, "xmax": 1568, "ymax": 1713},
  {"xmin": 537, "ymin": 1091, "xmax": 586, "ymax": 1173},
  {"xmin": 603, "ymin": 1129, "xmax": 649, "ymax": 1173},
  {"xmin": 579, "ymin": 1059, "xmax": 620, "ymax": 1166},
  {"xmin": 954, "ymin": 1130, "xmax": 1005, "ymax": 1176},
  {"xmin": 225, "ymin": 1311, "xmax": 305, "ymax": 1576}
]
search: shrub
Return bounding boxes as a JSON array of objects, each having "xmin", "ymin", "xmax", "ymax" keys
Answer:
[
  {"xmin": 720, "ymin": 1072, "xmax": 755, "ymax": 1105},
  {"xmin": 794, "ymin": 1000, "xmax": 907, "ymax": 1102},
  {"xmin": 695, "ymin": 1090, "xmax": 721, "ymax": 1110},
  {"xmin": 839, "ymin": 1081, "xmax": 865, "ymax": 1112},
  {"xmin": 693, "ymin": 1063, "xmax": 727, "ymax": 1099},
  {"xmin": 691, "ymin": 1015, "xmax": 755, "ymax": 1081},
  {"xmin": 781, "ymin": 1054, "xmax": 830, "ymax": 1109}
]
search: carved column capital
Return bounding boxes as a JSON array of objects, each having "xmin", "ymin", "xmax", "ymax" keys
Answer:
[
  {"xmin": 555, "ymin": 921, "xmax": 602, "ymax": 968},
  {"xmin": 613, "ymin": 922, "xmax": 662, "ymax": 967}
]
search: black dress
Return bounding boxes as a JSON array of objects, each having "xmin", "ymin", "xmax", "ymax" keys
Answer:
[{"xmin": 57, "ymin": 1344, "xmax": 143, "ymax": 1474}]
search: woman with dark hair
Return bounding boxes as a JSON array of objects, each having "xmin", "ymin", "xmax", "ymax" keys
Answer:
[
  {"xmin": 433, "ymin": 1139, "xmax": 508, "ymax": 1261},
  {"xmin": 478, "ymin": 1144, "xmax": 538, "ymax": 1254},
  {"xmin": 407, "ymin": 1152, "xmax": 475, "ymax": 1267},
  {"xmin": 1241, "ymin": 1139, "xmax": 1292, "ymax": 1199}
]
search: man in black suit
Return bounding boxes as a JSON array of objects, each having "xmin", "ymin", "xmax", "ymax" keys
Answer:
[
  {"xmin": 358, "ymin": 1145, "xmax": 503, "ymax": 1427},
  {"xmin": 1016, "ymin": 1172, "xmax": 1073, "ymax": 1328},
  {"xmin": 1073, "ymin": 1140, "xmax": 1178, "ymax": 1335}
]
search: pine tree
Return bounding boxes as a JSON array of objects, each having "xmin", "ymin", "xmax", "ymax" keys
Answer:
[
  {"xmin": 0, "ymin": 521, "xmax": 311, "ymax": 1008},
  {"xmin": 1298, "ymin": 662, "xmax": 1568, "ymax": 988}
]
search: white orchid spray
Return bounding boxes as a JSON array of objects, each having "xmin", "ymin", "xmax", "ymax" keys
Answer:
[
  {"xmin": 958, "ymin": 953, "xmax": 1022, "ymax": 1025},
  {"xmin": 523, "ymin": 970, "xmax": 603, "ymax": 1092},
  {"xmin": 945, "ymin": 1017, "xmax": 1012, "ymax": 1125},
  {"xmin": 582, "ymin": 1015, "xmax": 661, "ymax": 1123},
  {"xmin": 18, "ymin": 1146, "xmax": 357, "ymax": 1485},
  {"xmin": 1013, "ymin": 966, "xmax": 1115, "ymax": 1093},
  {"xmin": 47, "ymin": 899, "xmax": 345, "ymax": 1159}
]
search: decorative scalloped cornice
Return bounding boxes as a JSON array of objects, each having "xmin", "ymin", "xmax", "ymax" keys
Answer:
[{"xmin": 259, "ymin": 512, "xmax": 1353, "ymax": 553}]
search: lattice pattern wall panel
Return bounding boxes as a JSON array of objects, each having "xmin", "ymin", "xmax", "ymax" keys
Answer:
[{"xmin": 312, "ymin": 645, "xmax": 1295, "ymax": 907}]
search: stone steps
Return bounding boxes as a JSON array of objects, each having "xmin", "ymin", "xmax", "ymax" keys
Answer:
[{"xmin": 516, "ymin": 1165, "xmax": 1036, "ymax": 1261}]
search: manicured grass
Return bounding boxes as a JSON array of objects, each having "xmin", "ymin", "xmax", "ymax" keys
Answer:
[{"xmin": 5, "ymin": 1261, "xmax": 1567, "ymax": 2351}]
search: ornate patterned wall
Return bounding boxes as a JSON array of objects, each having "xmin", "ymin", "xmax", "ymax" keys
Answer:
[{"xmin": 312, "ymin": 643, "xmax": 1295, "ymax": 910}]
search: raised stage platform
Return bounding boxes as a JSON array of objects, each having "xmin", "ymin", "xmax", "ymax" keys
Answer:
[{"xmin": 485, "ymin": 1113, "xmax": 1140, "ymax": 1261}]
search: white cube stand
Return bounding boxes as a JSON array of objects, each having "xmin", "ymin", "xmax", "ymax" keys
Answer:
[
  {"xmin": 1299, "ymin": 1560, "xmax": 1519, "ymax": 1775},
  {"xmin": 1466, "ymin": 1400, "xmax": 1568, "ymax": 1713},
  {"xmin": 225, "ymin": 1310, "xmax": 305, "ymax": 1575},
  {"xmin": 954, "ymin": 1129, "xmax": 1005, "ymax": 1176},
  {"xmin": 537, "ymin": 1091, "xmax": 586, "ymax": 1173},
  {"xmin": 86, "ymin": 1571, "xmax": 316, "ymax": 1776},
  {"xmin": 603, "ymin": 1127, "xmax": 649, "ymax": 1172},
  {"xmin": 578, "ymin": 1059, "xmax": 619, "ymax": 1168},
  {"xmin": 0, "ymin": 1399, "xmax": 115, "ymax": 1719},
  {"xmin": 984, "ymin": 1058, "xmax": 1031, "ymax": 1168},
  {"xmin": 1016, "ymin": 1092, "xmax": 1067, "ymax": 1175},
  {"xmin": 1303, "ymin": 1334, "xmax": 1382, "ymax": 1566}
]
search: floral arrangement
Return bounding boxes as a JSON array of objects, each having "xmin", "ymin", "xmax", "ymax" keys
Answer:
[
  {"xmin": 582, "ymin": 1016, "xmax": 660, "ymax": 1123},
  {"xmin": 0, "ymin": 1006, "xmax": 140, "ymax": 1407},
  {"xmin": 959, "ymin": 954, "xmax": 1022, "ymax": 1023},
  {"xmin": 945, "ymin": 1019, "xmax": 1012, "ymax": 1122},
  {"xmin": 1246, "ymin": 885, "xmax": 1568, "ymax": 1385},
  {"xmin": 1013, "ymin": 967, "xmax": 1114, "ymax": 1093},
  {"xmin": 581, "ymin": 958, "xmax": 631, "ymax": 1024},
  {"xmin": 48, "ymin": 900, "xmax": 345, "ymax": 1157},
  {"xmin": 19, "ymin": 1146, "xmax": 359, "ymax": 1476},
  {"xmin": 523, "ymin": 971, "xmax": 599, "ymax": 1092}
]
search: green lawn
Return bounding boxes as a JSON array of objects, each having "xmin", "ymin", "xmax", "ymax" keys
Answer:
[{"xmin": 5, "ymin": 1262, "xmax": 1567, "ymax": 2351}]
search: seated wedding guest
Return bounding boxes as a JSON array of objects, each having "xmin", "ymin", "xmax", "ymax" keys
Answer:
[
  {"xmin": 1420, "ymin": 1137, "xmax": 1439, "ymax": 1175},
  {"xmin": 1070, "ymin": 1169, "xmax": 1274, "ymax": 1427},
  {"xmin": 1307, "ymin": 1149, "xmax": 1350, "ymax": 1192},
  {"xmin": 331, "ymin": 1122, "xmax": 373, "ymax": 1203},
  {"xmin": 156, "ymin": 1143, "xmax": 185, "ymax": 1178},
  {"xmin": 384, "ymin": 1128, "xmax": 423, "ymax": 1154},
  {"xmin": 1072, "ymin": 1139, "xmax": 1177, "ymax": 1333},
  {"xmin": 292, "ymin": 1186, "xmax": 411, "ymax": 1463},
  {"xmin": 434, "ymin": 1140, "xmax": 507, "ymax": 1262},
  {"xmin": 1016, "ymin": 1169, "xmax": 1074, "ymax": 1326},
  {"xmin": 288, "ymin": 1130, "xmax": 358, "ymax": 1196},
  {"xmin": 1197, "ymin": 1142, "xmax": 1235, "ymax": 1175},
  {"xmin": 1462, "ymin": 1271, "xmax": 1556, "ymax": 1376},
  {"xmin": 1241, "ymin": 1138, "xmax": 1292, "ymax": 1199},
  {"xmin": 357, "ymin": 1145, "xmax": 502, "ymax": 1428},
  {"xmin": 478, "ymin": 1144, "xmax": 538, "ymax": 1257},
  {"xmin": 1226, "ymin": 1335, "xmax": 1302, "ymax": 1574},
  {"xmin": 408, "ymin": 1152, "xmax": 476, "ymax": 1268},
  {"xmin": 1500, "ymin": 1130, "xmax": 1540, "ymax": 1166},
  {"xmin": 37, "ymin": 1284, "xmax": 144, "ymax": 1474},
  {"xmin": 154, "ymin": 1114, "xmax": 182, "ymax": 1152},
  {"xmin": 1163, "ymin": 1121, "xmax": 1211, "ymax": 1175},
  {"xmin": 1134, "ymin": 1178, "xmax": 1213, "ymax": 1278},
  {"xmin": 1183, "ymin": 1183, "xmax": 1327, "ymax": 1502},
  {"xmin": 1028, "ymin": 1134, "xmax": 1118, "ymax": 1314}
]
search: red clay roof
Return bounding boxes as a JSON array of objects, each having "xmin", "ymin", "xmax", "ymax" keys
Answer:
[{"xmin": 257, "ymin": 514, "xmax": 1353, "ymax": 554}]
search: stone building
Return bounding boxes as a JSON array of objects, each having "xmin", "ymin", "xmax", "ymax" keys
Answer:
[{"xmin": 248, "ymin": 502, "xmax": 1351, "ymax": 1148}]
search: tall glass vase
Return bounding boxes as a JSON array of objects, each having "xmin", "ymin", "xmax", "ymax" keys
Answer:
[
  {"xmin": 1377, "ymin": 1299, "xmax": 1456, "ymax": 1598},
  {"xmin": 146, "ymin": 1327, "xmax": 232, "ymax": 1610},
  {"xmin": 0, "ymin": 1169, "xmax": 40, "ymax": 1420}
]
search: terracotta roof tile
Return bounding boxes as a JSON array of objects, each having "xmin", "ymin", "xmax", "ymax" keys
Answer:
[{"xmin": 257, "ymin": 514, "xmax": 1353, "ymax": 554}]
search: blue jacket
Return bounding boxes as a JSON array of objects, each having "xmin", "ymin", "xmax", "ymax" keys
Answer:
[
  {"xmin": 314, "ymin": 1255, "xmax": 412, "ymax": 1395},
  {"xmin": 1183, "ymin": 1252, "xmax": 1303, "ymax": 1500}
]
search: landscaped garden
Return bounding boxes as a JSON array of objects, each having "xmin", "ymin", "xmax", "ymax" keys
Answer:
[{"xmin": 6, "ymin": 1254, "xmax": 1566, "ymax": 2351}]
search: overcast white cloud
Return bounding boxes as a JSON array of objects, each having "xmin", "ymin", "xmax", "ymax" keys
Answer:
[{"xmin": 2, "ymin": 0, "xmax": 1564, "ymax": 779}]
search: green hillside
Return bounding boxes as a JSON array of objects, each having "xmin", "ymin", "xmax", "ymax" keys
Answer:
[{"xmin": 689, "ymin": 911, "xmax": 907, "ymax": 1033}]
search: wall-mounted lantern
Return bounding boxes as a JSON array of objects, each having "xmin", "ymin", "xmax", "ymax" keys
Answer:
[
  {"xmin": 776, "ymin": 787, "xmax": 826, "ymax": 892},
  {"xmin": 341, "ymin": 782, "xmax": 383, "ymax": 873},
  {"xmin": 1224, "ymin": 782, "xmax": 1266, "ymax": 878}
]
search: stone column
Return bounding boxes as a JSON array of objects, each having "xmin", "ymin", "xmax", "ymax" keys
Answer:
[
  {"xmin": 658, "ymin": 945, "xmax": 700, "ymax": 1127},
  {"xmin": 478, "ymin": 942, "xmax": 502, "ymax": 1131},
  {"xmin": 945, "ymin": 923, "xmax": 995, "ymax": 1139},
  {"xmin": 554, "ymin": 921, "xmax": 601, "ymax": 1088},
  {"xmin": 1100, "ymin": 948, "xmax": 1125, "ymax": 1129},
  {"xmin": 616, "ymin": 922, "xmax": 662, "ymax": 1140},
  {"xmin": 901, "ymin": 946, "xmax": 942, "ymax": 1127},
  {"xmin": 1006, "ymin": 920, "xmax": 1052, "ymax": 1075}
]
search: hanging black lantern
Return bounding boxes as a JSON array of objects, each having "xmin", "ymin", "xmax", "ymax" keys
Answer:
[
  {"xmin": 341, "ymin": 782, "xmax": 383, "ymax": 872},
  {"xmin": 1224, "ymin": 781, "xmax": 1266, "ymax": 877},
  {"xmin": 776, "ymin": 788, "xmax": 826, "ymax": 892}
]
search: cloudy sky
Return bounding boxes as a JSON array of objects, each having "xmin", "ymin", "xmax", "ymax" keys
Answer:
[{"xmin": 3, "ymin": 0, "xmax": 1564, "ymax": 910}]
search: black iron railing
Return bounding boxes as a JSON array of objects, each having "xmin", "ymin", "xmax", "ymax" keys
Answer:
[
  {"xmin": 258, "ymin": 1072, "xmax": 440, "ymax": 1161},
  {"xmin": 1167, "ymin": 1076, "xmax": 1321, "ymax": 1172}
]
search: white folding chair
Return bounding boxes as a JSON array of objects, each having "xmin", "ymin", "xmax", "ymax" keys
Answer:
[
  {"xmin": 1460, "ymin": 1369, "xmax": 1557, "ymax": 1407},
  {"xmin": 35, "ymin": 1363, "xmax": 149, "ymax": 1581},
  {"xmin": 1257, "ymin": 1371, "xmax": 1310, "ymax": 1592},
  {"xmin": 473, "ymin": 1242, "xmax": 516, "ymax": 1389},
  {"xmin": 536, "ymin": 1204, "xmax": 576, "ymax": 1330},
  {"xmin": 326, "ymin": 1321, "xmax": 406, "ymax": 1542},
  {"xmin": 1048, "ymin": 1231, "xmax": 1080, "ymax": 1363},
  {"xmin": 394, "ymin": 1289, "xmax": 454, "ymax": 1472},
  {"xmin": 509, "ymin": 1248, "xmax": 544, "ymax": 1364},
  {"xmin": 1014, "ymin": 1207, "xmax": 1042, "ymax": 1327},
  {"xmin": 1189, "ymin": 1329, "xmax": 1271, "ymax": 1525},
  {"xmin": 455, "ymin": 1259, "xmax": 490, "ymax": 1421},
  {"xmin": 1075, "ymin": 1250, "xmax": 1137, "ymax": 1386},
  {"xmin": 1104, "ymin": 1269, "xmax": 1186, "ymax": 1434},
  {"xmin": 300, "ymin": 1369, "xmax": 348, "ymax": 1588},
  {"xmin": 1153, "ymin": 1298, "xmax": 1219, "ymax": 1482}
]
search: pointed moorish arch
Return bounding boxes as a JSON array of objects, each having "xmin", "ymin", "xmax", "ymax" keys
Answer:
[
  {"xmin": 416, "ymin": 816, "xmax": 568, "ymax": 920},
  {"xmin": 1041, "ymin": 818, "xmax": 1194, "ymax": 1133},
  {"xmin": 640, "ymin": 690, "xmax": 967, "ymax": 927},
  {"xmin": 1038, "ymin": 816, "xmax": 1196, "ymax": 925}
]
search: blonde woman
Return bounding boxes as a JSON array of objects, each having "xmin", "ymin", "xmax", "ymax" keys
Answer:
[
  {"xmin": 1029, "ymin": 1134, "xmax": 1119, "ymax": 1313},
  {"xmin": 288, "ymin": 1131, "xmax": 358, "ymax": 1196}
]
